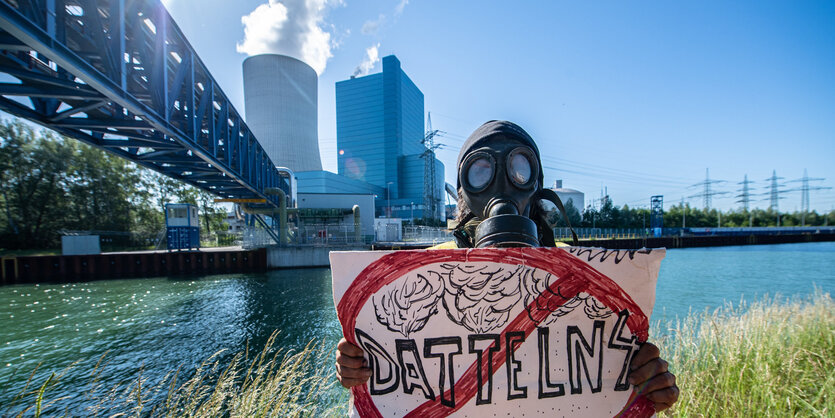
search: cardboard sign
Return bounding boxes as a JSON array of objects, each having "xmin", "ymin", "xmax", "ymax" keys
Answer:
[{"xmin": 331, "ymin": 246, "xmax": 665, "ymax": 418}]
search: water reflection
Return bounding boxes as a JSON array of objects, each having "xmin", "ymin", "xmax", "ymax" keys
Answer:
[{"xmin": 0, "ymin": 269, "xmax": 342, "ymax": 414}]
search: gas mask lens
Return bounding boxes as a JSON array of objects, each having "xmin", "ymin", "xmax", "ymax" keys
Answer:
[
  {"xmin": 507, "ymin": 147, "xmax": 537, "ymax": 188},
  {"xmin": 467, "ymin": 156, "xmax": 494, "ymax": 190},
  {"xmin": 509, "ymin": 153, "xmax": 531, "ymax": 184}
]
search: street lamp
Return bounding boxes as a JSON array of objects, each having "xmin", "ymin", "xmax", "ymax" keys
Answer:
[
  {"xmin": 411, "ymin": 201, "xmax": 414, "ymax": 223},
  {"xmin": 387, "ymin": 181, "xmax": 393, "ymax": 218}
]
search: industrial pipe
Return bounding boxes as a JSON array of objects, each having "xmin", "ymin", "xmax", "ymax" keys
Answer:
[
  {"xmin": 275, "ymin": 167, "xmax": 297, "ymax": 208},
  {"xmin": 241, "ymin": 187, "xmax": 288, "ymax": 245},
  {"xmin": 352, "ymin": 204, "xmax": 361, "ymax": 243}
]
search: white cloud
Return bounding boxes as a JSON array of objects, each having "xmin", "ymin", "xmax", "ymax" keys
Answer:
[
  {"xmin": 361, "ymin": 14, "xmax": 385, "ymax": 35},
  {"xmin": 353, "ymin": 43, "xmax": 380, "ymax": 77},
  {"xmin": 236, "ymin": 0, "xmax": 339, "ymax": 75},
  {"xmin": 394, "ymin": 0, "xmax": 409, "ymax": 16}
]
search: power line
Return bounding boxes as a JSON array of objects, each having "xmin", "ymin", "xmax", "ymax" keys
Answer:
[
  {"xmin": 736, "ymin": 174, "xmax": 755, "ymax": 211},
  {"xmin": 421, "ymin": 112, "xmax": 443, "ymax": 221},
  {"xmin": 764, "ymin": 170, "xmax": 788, "ymax": 211},
  {"xmin": 687, "ymin": 168, "xmax": 729, "ymax": 209},
  {"xmin": 787, "ymin": 169, "xmax": 831, "ymax": 226}
]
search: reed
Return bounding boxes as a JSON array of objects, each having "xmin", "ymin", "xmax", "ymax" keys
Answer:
[
  {"xmin": 4, "ymin": 332, "xmax": 349, "ymax": 417},
  {"xmin": 655, "ymin": 290, "xmax": 834, "ymax": 417}
]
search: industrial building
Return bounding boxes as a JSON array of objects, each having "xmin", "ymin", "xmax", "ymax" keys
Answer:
[
  {"xmin": 242, "ymin": 53, "xmax": 375, "ymax": 244},
  {"xmin": 335, "ymin": 55, "xmax": 446, "ymax": 221},
  {"xmin": 551, "ymin": 180, "xmax": 585, "ymax": 211},
  {"xmin": 239, "ymin": 53, "xmax": 445, "ymax": 247}
]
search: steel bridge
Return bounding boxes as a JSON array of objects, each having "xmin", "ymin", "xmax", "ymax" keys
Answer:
[{"xmin": 0, "ymin": 0, "xmax": 287, "ymax": 207}]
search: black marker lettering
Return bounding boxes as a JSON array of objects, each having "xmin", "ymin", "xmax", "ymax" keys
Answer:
[
  {"xmin": 468, "ymin": 334, "xmax": 500, "ymax": 405},
  {"xmin": 424, "ymin": 336, "xmax": 463, "ymax": 408},
  {"xmin": 537, "ymin": 327, "xmax": 565, "ymax": 398},
  {"xmin": 567, "ymin": 321, "xmax": 605, "ymax": 394},
  {"xmin": 505, "ymin": 331, "xmax": 527, "ymax": 400},
  {"xmin": 356, "ymin": 328, "xmax": 400, "ymax": 395},
  {"xmin": 396, "ymin": 339, "xmax": 435, "ymax": 400}
]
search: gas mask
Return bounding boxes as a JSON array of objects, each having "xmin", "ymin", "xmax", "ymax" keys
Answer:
[{"xmin": 455, "ymin": 121, "xmax": 578, "ymax": 248}]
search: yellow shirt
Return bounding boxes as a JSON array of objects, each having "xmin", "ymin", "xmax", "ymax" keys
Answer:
[{"xmin": 428, "ymin": 240, "xmax": 569, "ymax": 249}]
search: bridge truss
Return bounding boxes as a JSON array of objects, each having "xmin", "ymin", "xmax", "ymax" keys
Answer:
[{"xmin": 0, "ymin": 0, "xmax": 286, "ymax": 206}]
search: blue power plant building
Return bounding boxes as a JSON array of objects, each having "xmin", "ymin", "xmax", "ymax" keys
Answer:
[{"xmin": 333, "ymin": 55, "xmax": 445, "ymax": 220}]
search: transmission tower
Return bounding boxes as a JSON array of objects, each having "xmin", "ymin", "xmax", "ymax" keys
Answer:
[
  {"xmin": 736, "ymin": 174, "xmax": 755, "ymax": 211},
  {"xmin": 787, "ymin": 169, "xmax": 831, "ymax": 226},
  {"xmin": 736, "ymin": 174, "xmax": 755, "ymax": 227},
  {"xmin": 420, "ymin": 112, "xmax": 443, "ymax": 221},
  {"xmin": 688, "ymin": 168, "xmax": 728, "ymax": 209},
  {"xmin": 764, "ymin": 170, "xmax": 787, "ymax": 211}
]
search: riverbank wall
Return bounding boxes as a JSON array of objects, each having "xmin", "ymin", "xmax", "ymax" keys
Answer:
[
  {"xmin": 581, "ymin": 231, "xmax": 835, "ymax": 249},
  {"xmin": 4, "ymin": 233, "xmax": 832, "ymax": 284},
  {"xmin": 372, "ymin": 231, "xmax": 835, "ymax": 250},
  {"xmin": 266, "ymin": 245, "xmax": 370, "ymax": 268},
  {"xmin": 1, "ymin": 248, "xmax": 267, "ymax": 285}
]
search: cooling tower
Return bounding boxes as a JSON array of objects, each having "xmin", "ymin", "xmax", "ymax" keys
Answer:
[{"xmin": 243, "ymin": 54, "xmax": 322, "ymax": 172}]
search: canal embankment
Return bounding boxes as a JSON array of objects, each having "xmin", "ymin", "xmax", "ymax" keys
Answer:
[
  {"xmin": 372, "ymin": 231, "xmax": 835, "ymax": 250},
  {"xmin": 4, "ymin": 232, "xmax": 833, "ymax": 284},
  {"xmin": 583, "ymin": 230, "xmax": 835, "ymax": 249},
  {"xmin": 0, "ymin": 244, "xmax": 376, "ymax": 285},
  {"xmin": 1, "ymin": 247, "xmax": 267, "ymax": 285}
]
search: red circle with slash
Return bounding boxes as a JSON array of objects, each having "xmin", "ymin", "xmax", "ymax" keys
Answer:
[{"xmin": 336, "ymin": 247, "xmax": 656, "ymax": 418}]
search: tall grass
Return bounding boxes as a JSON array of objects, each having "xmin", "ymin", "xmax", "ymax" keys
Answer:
[
  {"xmin": 3, "ymin": 332, "xmax": 349, "ymax": 417},
  {"xmin": 5, "ymin": 293, "xmax": 833, "ymax": 416},
  {"xmin": 655, "ymin": 290, "xmax": 834, "ymax": 417}
]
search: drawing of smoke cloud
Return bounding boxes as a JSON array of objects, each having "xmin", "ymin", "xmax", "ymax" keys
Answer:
[
  {"xmin": 373, "ymin": 271, "xmax": 445, "ymax": 337},
  {"xmin": 521, "ymin": 267, "xmax": 612, "ymax": 325},
  {"xmin": 440, "ymin": 264, "xmax": 523, "ymax": 333}
]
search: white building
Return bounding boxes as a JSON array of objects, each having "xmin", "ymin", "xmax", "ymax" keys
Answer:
[{"xmin": 550, "ymin": 180, "xmax": 585, "ymax": 211}]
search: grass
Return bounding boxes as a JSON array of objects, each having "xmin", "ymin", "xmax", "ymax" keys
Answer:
[
  {"xmin": 4, "ymin": 293, "xmax": 833, "ymax": 416},
  {"xmin": 2, "ymin": 332, "xmax": 349, "ymax": 417},
  {"xmin": 655, "ymin": 290, "xmax": 834, "ymax": 417}
]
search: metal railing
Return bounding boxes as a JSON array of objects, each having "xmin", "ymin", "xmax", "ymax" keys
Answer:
[
  {"xmin": 400, "ymin": 226, "xmax": 453, "ymax": 244},
  {"xmin": 243, "ymin": 224, "xmax": 371, "ymax": 249},
  {"xmin": 554, "ymin": 228, "xmax": 652, "ymax": 240}
]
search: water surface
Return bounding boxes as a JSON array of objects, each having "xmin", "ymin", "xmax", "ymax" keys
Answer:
[{"xmin": 1, "ymin": 241, "xmax": 832, "ymax": 413}]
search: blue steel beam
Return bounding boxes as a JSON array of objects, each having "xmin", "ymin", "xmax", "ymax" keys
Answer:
[{"xmin": 0, "ymin": 0, "xmax": 287, "ymax": 206}]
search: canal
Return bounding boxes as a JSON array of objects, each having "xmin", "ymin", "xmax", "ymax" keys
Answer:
[{"xmin": 1, "ymin": 241, "xmax": 833, "ymax": 413}]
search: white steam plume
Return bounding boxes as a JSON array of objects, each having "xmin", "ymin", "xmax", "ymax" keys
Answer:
[
  {"xmin": 361, "ymin": 14, "xmax": 385, "ymax": 35},
  {"xmin": 352, "ymin": 43, "xmax": 380, "ymax": 77},
  {"xmin": 237, "ymin": 0, "xmax": 338, "ymax": 75},
  {"xmin": 394, "ymin": 0, "xmax": 409, "ymax": 16}
]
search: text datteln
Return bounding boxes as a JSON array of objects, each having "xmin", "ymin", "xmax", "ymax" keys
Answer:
[{"xmin": 356, "ymin": 310, "xmax": 638, "ymax": 407}]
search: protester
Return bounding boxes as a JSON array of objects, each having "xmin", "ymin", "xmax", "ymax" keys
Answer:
[{"xmin": 335, "ymin": 120, "xmax": 679, "ymax": 412}]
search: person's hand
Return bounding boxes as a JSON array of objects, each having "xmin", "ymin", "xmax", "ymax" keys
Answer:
[
  {"xmin": 628, "ymin": 342, "xmax": 679, "ymax": 412},
  {"xmin": 335, "ymin": 338, "xmax": 372, "ymax": 388}
]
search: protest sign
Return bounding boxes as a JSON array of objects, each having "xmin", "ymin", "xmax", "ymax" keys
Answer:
[{"xmin": 331, "ymin": 246, "xmax": 665, "ymax": 417}]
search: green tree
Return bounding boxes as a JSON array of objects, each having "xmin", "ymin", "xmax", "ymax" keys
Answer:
[{"xmin": 0, "ymin": 121, "xmax": 73, "ymax": 248}]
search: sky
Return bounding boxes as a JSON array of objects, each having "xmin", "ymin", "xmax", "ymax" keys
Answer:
[{"xmin": 160, "ymin": 0, "xmax": 835, "ymax": 213}]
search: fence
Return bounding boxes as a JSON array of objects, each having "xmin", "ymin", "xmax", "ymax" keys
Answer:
[
  {"xmin": 554, "ymin": 228, "xmax": 652, "ymax": 240},
  {"xmin": 241, "ymin": 223, "xmax": 454, "ymax": 248},
  {"xmin": 243, "ymin": 224, "xmax": 372, "ymax": 249},
  {"xmin": 400, "ymin": 226, "xmax": 453, "ymax": 244}
]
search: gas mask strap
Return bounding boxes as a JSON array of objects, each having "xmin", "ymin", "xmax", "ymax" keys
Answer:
[
  {"xmin": 539, "ymin": 189, "xmax": 579, "ymax": 246},
  {"xmin": 452, "ymin": 212, "xmax": 476, "ymax": 248}
]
